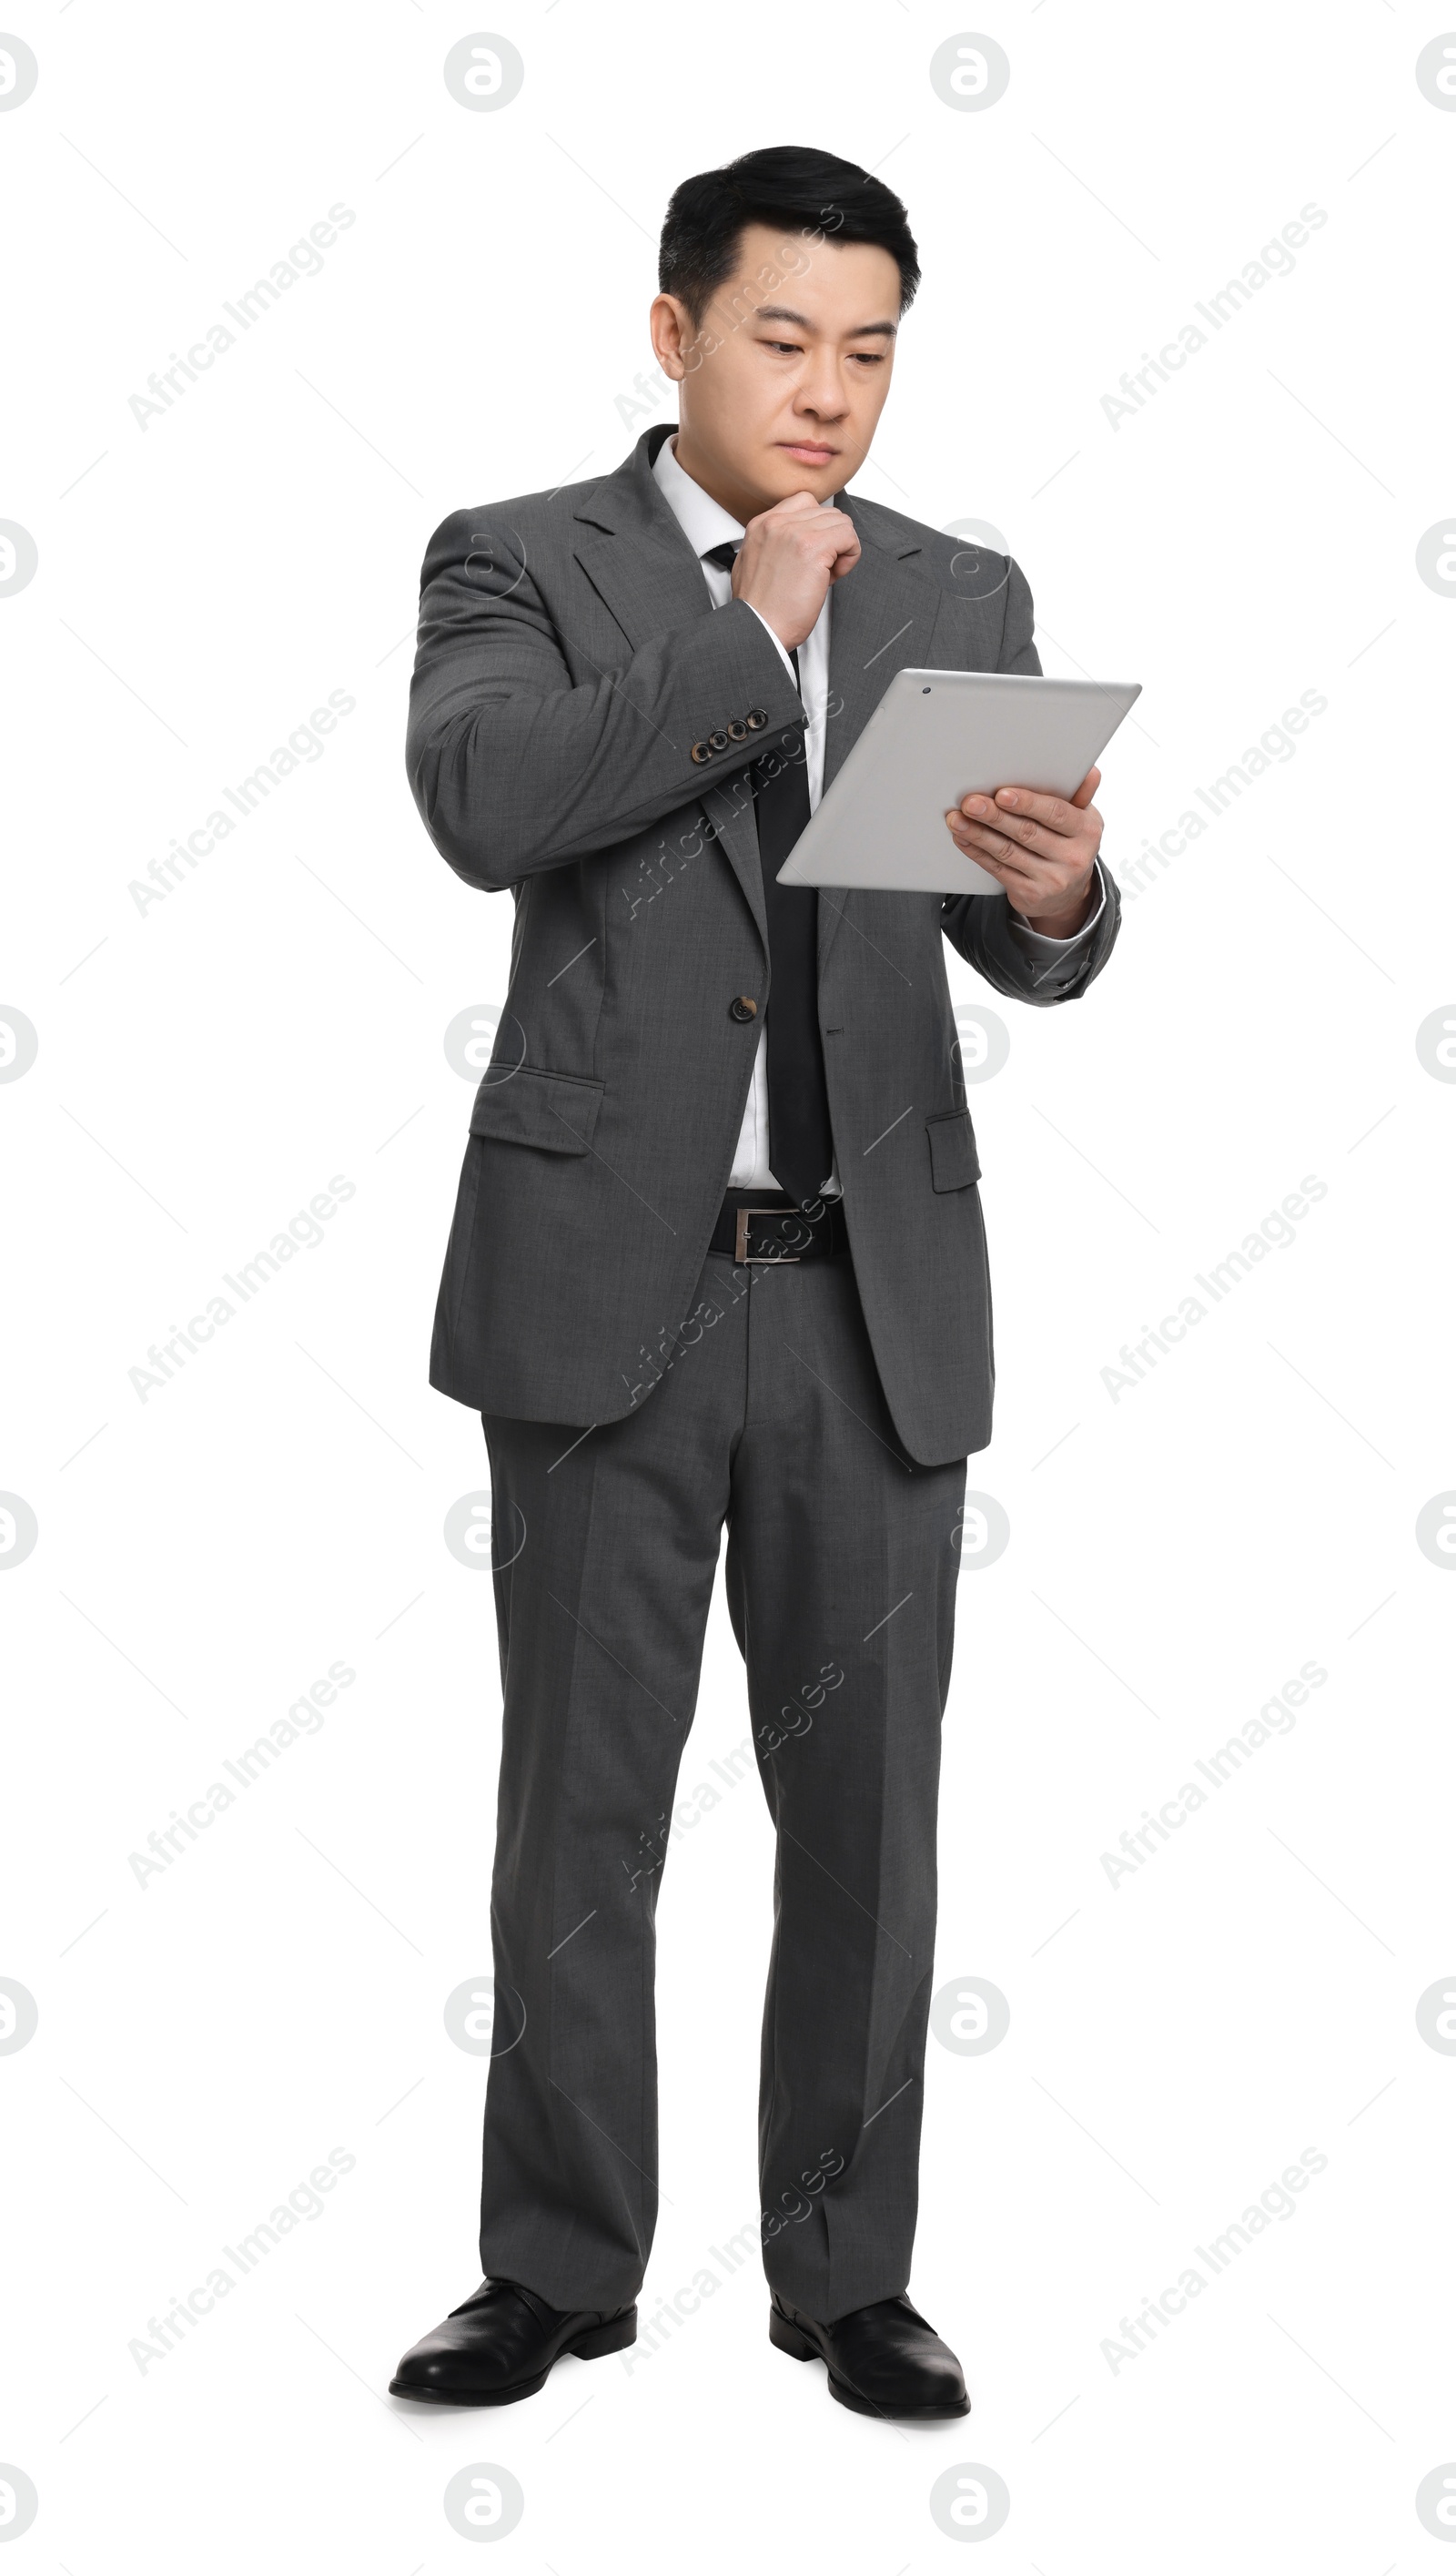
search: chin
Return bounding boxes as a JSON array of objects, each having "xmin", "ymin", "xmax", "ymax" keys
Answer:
[{"xmin": 765, "ymin": 451, "xmax": 840, "ymax": 492}]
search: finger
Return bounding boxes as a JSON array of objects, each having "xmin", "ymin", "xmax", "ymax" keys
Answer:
[
  {"xmin": 765, "ymin": 507, "xmax": 858, "ymax": 565},
  {"xmin": 946, "ymin": 809, "xmax": 1015, "ymax": 857},
  {"xmin": 976, "ymin": 794, "xmax": 1102, "ymax": 863},
  {"xmin": 960, "ymin": 804, "xmax": 1073, "ymax": 863},
  {"xmin": 946, "ymin": 815, "xmax": 1074, "ymax": 897},
  {"xmin": 963, "ymin": 847, "xmax": 1046, "ymax": 896},
  {"xmin": 989, "ymin": 786, "xmax": 1079, "ymax": 834},
  {"xmin": 945, "ymin": 816, "xmax": 1042, "ymax": 881},
  {"xmin": 989, "ymin": 789, "xmax": 1102, "ymax": 854},
  {"xmin": 1069, "ymin": 765, "xmax": 1101, "ymax": 810},
  {"xmin": 960, "ymin": 790, "xmax": 1065, "ymax": 836},
  {"xmin": 762, "ymin": 491, "xmax": 824, "ymax": 520}
]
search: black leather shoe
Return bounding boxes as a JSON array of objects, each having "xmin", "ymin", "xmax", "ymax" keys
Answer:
[
  {"xmin": 769, "ymin": 2291, "xmax": 970, "ymax": 2419},
  {"xmin": 389, "ymin": 2277, "xmax": 636, "ymax": 2406}
]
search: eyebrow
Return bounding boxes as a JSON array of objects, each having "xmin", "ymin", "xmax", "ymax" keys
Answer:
[{"xmin": 753, "ymin": 304, "xmax": 898, "ymax": 340}]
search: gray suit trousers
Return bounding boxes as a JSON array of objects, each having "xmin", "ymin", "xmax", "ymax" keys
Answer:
[{"xmin": 477, "ymin": 1243, "xmax": 967, "ymax": 2320}]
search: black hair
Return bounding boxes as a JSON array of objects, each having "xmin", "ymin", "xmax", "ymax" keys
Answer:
[{"xmin": 658, "ymin": 145, "xmax": 919, "ymax": 324}]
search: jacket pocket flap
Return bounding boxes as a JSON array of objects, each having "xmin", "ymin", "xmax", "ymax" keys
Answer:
[
  {"xmin": 926, "ymin": 1106, "xmax": 981, "ymax": 1192},
  {"xmin": 469, "ymin": 1065, "xmax": 603, "ymax": 1155}
]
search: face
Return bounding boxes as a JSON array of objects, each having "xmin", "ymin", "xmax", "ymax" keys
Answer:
[{"xmin": 649, "ymin": 220, "xmax": 902, "ymax": 521}]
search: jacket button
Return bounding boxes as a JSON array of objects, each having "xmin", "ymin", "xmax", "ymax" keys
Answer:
[
  {"xmin": 745, "ymin": 707, "xmax": 768, "ymax": 730},
  {"xmin": 726, "ymin": 717, "xmax": 749, "ymax": 742},
  {"xmin": 708, "ymin": 729, "xmax": 729, "ymax": 753},
  {"xmin": 690, "ymin": 740, "xmax": 712, "ymax": 765},
  {"xmin": 729, "ymin": 995, "xmax": 758, "ymax": 1023}
]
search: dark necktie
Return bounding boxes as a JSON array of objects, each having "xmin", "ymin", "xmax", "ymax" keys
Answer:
[{"xmin": 703, "ymin": 540, "xmax": 834, "ymax": 1207}]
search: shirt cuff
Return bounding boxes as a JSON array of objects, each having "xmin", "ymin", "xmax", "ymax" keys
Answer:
[
  {"xmin": 744, "ymin": 603, "xmax": 798, "ymax": 687},
  {"xmin": 1006, "ymin": 857, "xmax": 1108, "ymax": 952}
]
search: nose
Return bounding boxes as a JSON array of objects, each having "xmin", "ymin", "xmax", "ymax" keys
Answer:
[{"xmin": 794, "ymin": 370, "xmax": 848, "ymax": 425}]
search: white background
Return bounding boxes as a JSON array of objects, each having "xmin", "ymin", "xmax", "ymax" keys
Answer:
[{"xmin": 4, "ymin": 1, "xmax": 1455, "ymax": 2567}]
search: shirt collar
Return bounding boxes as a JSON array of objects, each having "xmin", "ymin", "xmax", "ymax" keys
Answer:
[{"xmin": 652, "ymin": 431, "xmax": 745, "ymax": 559}]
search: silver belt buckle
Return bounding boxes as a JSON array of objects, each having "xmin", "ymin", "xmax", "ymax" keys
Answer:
[{"xmin": 734, "ymin": 1205, "xmax": 803, "ymax": 1264}]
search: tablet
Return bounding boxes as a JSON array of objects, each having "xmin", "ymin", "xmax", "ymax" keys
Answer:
[{"xmin": 776, "ymin": 667, "xmax": 1142, "ymax": 895}]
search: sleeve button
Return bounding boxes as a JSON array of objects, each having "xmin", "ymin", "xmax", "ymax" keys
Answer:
[
  {"xmin": 745, "ymin": 708, "xmax": 768, "ymax": 730},
  {"xmin": 690, "ymin": 740, "xmax": 712, "ymax": 765}
]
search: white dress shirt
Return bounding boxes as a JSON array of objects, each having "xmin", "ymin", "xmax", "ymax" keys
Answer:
[{"xmin": 651, "ymin": 432, "xmax": 1105, "ymax": 1195}]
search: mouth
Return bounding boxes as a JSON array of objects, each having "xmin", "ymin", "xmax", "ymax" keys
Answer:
[{"xmin": 777, "ymin": 441, "xmax": 837, "ymax": 465}]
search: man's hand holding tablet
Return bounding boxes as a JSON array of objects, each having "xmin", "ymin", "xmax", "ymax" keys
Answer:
[
  {"xmin": 774, "ymin": 668, "xmax": 1138, "ymax": 901},
  {"xmin": 945, "ymin": 766, "xmax": 1104, "ymax": 937}
]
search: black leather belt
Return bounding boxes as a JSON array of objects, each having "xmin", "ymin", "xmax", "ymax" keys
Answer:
[{"xmin": 709, "ymin": 1189, "xmax": 849, "ymax": 1265}]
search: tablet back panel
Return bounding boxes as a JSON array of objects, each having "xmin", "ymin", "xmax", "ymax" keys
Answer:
[{"xmin": 777, "ymin": 667, "xmax": 1142, "ymax": 894}]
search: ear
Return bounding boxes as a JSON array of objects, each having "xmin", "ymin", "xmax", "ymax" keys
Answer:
[{"xmin": 649, "ymin": 291, "xmax": 694, "ymax": 383}]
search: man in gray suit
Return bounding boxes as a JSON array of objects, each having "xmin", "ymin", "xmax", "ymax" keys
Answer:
[{"xmin": 391, "ymin": 146, "xmax": 1118, "ymax": 2420}]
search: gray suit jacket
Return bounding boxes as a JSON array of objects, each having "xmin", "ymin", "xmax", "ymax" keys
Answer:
[{"xmin": 406, "ymin": 425, "xmax": 1119, "ymax": 1466}]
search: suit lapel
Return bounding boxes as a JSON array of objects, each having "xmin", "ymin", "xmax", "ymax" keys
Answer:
[
  {"xmin": 567, "ymin": 444, "xmax": 933, "ymax": 967},
  {"xmin": 818, "ymin": 497, "xmax": 931, "ymax": 973},
  {"xmin": 570, "ymin": 525, "xmax": 711, "ymax": 668},
  {"xmin": 571, "ymin": 433, "xmax": 768, "ymax": 945}
]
